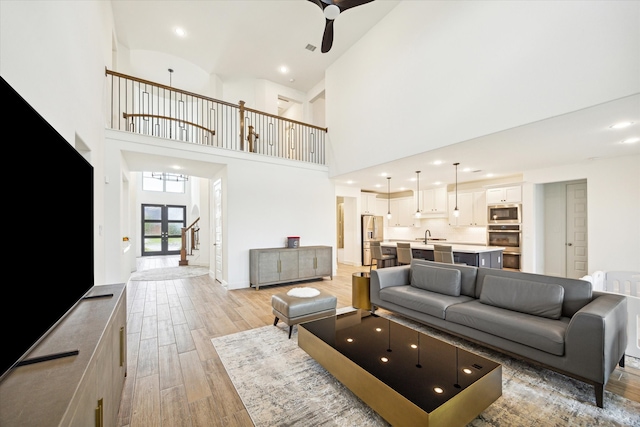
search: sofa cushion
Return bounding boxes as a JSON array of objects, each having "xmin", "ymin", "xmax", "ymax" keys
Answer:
[
  {"xmin": 411, "ymin": 259, "xmax": 478, "ymax": 297},
  {"xmin": 410, "ymin": 264, "xmax": 461, "ymax": 296},
  {"xmin": 479, "ymin": 275, "xmax": 565, "ymax": 320},
  {"xmin": 380, "ymin": 285, "xmax": 473, "ymax": 319},
  {"xmin": 446, "ymin": 300, "xmax": 569, "ymax": 356}
]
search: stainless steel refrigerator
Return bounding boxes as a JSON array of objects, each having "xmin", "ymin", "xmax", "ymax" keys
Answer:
[{"xmin": 362, "ymin": 215, "xmax": 384, "ymax": 266}]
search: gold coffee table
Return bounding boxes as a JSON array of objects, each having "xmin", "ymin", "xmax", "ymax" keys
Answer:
[{"xmin": 299, "ymin": 311, "xmax": 502, "ymax": 427}]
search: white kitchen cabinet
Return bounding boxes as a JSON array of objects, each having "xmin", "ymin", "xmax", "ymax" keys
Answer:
[
  {"xmin": 361, "ymin": 192, "xmax": 378, "ymax": 214},
  {"xmin": 376, "ymin": 198, "xmax": 389, "ymax": 218},
  {"xmin": 417, "ymin": 188, "xmax": 448, "ymax": 216},
  {"xmin": 449, "ymin": 191, "xmax": 486, "ymax": 226},
  {"xmin": 486, "ymin": 185, "xmax": 522, "ymax": 204},
  {"xmin": 473, "ymin": 190, "xmax": 487, "ymax": 226},
  {"xmin": 389, "ymin": 197, "xmax": 418, "ymax": 227}
]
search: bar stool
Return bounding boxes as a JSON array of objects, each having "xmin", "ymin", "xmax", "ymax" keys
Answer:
[
  {"xmin": 434, "ymin": 244, "xmax": 455, "ymax": 264},
  {"xmin": 370, "ymin": 241, "xmax": 396, "ymax": 271},
  {"xmin": 434, "ymin": 244, "xmax": 466, "ymax": 265},
  {"xmin": 396, "ymin": 242, "xmax": 413, "ymax": 265}
]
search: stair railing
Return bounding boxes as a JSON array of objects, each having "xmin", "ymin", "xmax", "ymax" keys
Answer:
[{"xmin": 179, "ymin": 217, "xmax": 200, "ymax": 266}]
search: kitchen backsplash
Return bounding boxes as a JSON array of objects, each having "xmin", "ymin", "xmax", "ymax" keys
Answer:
[{"xmin": 385, "ymin": 218, "xmax": 488, "ymax": 245}]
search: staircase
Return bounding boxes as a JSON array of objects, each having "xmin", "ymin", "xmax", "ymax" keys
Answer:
[{"xmin": 179, "ymin": 217, "xmax": 200, "ymax": 266}]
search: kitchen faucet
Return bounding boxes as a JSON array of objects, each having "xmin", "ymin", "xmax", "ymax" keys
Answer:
[{"xmin": 424, "ymin": 229, "xmax": 431, "ymax": 245}]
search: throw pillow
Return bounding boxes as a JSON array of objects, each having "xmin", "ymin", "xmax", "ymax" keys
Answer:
[
  {"xmin": 479, "ymin": 275, "xmax": 565, "ymax": 319},
  {"xmin": 411, "ymin": 264, "xmax": 461, "ymax": 296}
]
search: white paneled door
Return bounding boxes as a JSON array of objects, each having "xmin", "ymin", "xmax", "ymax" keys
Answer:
[
  {"xmin": 566, "ymin": 182, "xmax": 588, "ymax": 279},
  {"xmin": 214, "ymin": 179, "xmax": 223, "ymax": 283}
]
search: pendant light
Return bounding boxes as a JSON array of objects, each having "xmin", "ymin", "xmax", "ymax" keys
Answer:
[
  {"xmin": 386, "ymin": 177, "xmax": 392, "ymax": 219},
  {"xmin": 453, "ymin": 163, "xmax": 460, "ymax": 218},
  {"xmin": 414, "ymin": 171, "xmax": 421, "ymax": 218}
]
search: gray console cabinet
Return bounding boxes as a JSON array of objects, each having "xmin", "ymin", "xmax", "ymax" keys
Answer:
[
  {"xmin": 0, "ymin": 283, "xmax": 127, "ymax": 427},
  {"xmin": 250, "ymin": 246, "xmax": 333, "ymax": 290}
]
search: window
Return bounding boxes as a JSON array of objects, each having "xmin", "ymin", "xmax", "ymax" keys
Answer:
[{"xmin": 142, "ymin": 171, "xmax": 188, "ymax": 193}]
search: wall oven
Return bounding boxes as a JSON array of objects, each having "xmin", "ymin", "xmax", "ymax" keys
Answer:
[
  {"xmin": 487, "ymin": 224, "xmax": 521, "ymax": 270},
  {"xmin": 488, "ymin": 204, "xmax": 521, "ymax": 224}
]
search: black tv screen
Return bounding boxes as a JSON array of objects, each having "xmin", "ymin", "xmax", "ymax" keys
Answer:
[{"xmin": 0, "ymin": 76, "xmax": 94, "ymax": 382}]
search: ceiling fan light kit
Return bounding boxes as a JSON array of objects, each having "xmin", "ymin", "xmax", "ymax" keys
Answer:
[{"xmin": 308, "ymin": 0, "xmax": 376, "ymax": 53}]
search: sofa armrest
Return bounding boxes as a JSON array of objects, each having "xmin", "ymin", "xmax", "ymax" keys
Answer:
[
  {"xmin": 565, "ymin": 293, "xmax": 627, "ymax": 384},
  {"xmin": 370, "ymin": 265, "xmax": 410, "ymax": 307}
]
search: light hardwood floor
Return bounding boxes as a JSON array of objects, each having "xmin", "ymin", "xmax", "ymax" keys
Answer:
[{"xmin": 117, "ymin": 256, "xmax": 640, "ymax": 427}]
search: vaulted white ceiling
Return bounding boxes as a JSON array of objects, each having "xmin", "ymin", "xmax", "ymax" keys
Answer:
[{"xmin": 111, "ymin": 1, "xmax": 640, "ymax": 192}]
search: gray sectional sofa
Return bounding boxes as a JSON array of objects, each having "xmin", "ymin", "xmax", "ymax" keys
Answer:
[{"xmin": 370, "ymin": 259, "xmax": 628, "ymax": 408}]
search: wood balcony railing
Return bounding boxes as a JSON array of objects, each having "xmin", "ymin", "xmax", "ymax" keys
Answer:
[{"xmin": 105, "ymin": 69, "xmax": 327, "ymax": 165}]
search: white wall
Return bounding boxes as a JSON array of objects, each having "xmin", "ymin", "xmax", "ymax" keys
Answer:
[
  {"xmin": 106, "ymin": 129, "xmax": 335, "ymax": 288},
  {"xmin": 0, "ymin": 0, "xmax": 114, "ymax": 284},
  {"xmin": 225, "ymin": 159, "xmax": 335, "ymax": 288},
  {"xmin": 325, "ymin": 1, "xmax": 640, "ymax": 177},
  {"xmin": 524, "ymin": 155, "xmax": 640, "ymax": 274}
]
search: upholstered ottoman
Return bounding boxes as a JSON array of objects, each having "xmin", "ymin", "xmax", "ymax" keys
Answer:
[{"xmin": 271, "ymin": 288, "xmax": 337, "ymax": 338}]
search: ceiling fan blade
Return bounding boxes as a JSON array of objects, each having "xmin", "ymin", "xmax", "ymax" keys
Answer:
[
  {"xmin": 334, "ymin": 0, "xmax": 375, "ymax": 12},
  {"xmin": 307, "ymin": 0, "xmax": 328, "ymax": 11},
  {"xmin": 321, "ymin": 19, "xmax": 335, "ymax": 53}
]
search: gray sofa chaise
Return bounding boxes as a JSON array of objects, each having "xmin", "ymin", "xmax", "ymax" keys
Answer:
[{"xmin": 370, "ymin": 259, "xmax": 628, "ymax": 408}]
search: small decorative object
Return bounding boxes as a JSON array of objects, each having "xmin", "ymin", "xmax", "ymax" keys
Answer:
[
  {"xmin": 287, "ymin": 287, "xmax": 320, "ymax": 298},
  {"xmin": 287, "ymin": 236, "xmax": 300, "ymax": 248},
  {"xmin": 123, "ymin": 237, "xmax": 129, "ymax": 241}
]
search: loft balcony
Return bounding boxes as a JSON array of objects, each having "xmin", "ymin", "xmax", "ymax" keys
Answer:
[{"xmin": 105, "ymin": 69, "xmax": 327, "ymax": 165}]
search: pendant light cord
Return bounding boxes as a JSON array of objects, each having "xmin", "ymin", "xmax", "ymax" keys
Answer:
[{"xmin": 387, "ymin": 177, "xmax": 391, "ymax": 217}]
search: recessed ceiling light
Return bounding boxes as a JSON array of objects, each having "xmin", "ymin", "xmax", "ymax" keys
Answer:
[
  {"xmin": 174, "ymin": 27, "xmax": 186, "ymax": 37},
  {"xmin": 375, "ymin": 184, "xmax": 382, "ymax": 188},
  {"xmin": 279, "ymin": 66, "xmax": 288, "ymax": 74},
  {"xmin": 486, "ymin": 173, "xmax": 494, "ymax": 178},
  {"xmin": 462, "ymin": 167, "xmax": 471, "ymax": 172},
  {"xmin": 434, "ymin": 181, "xmax": 441, "ymax": 185},
  {"xmin": 346, "ymin": 180, "xmax": 354, "ymax": 184},
  {"xmin": 381, "ymin": 172, "xmax": 388, "ymax": 177},
  {"xmin": 433, "ymin": 160, "xmax": 443, "ymax": 165},
  {"xmin": 609, "ymin": 121, "xmax": 634, "ymax": 129},
  {"xmin": 622, "ymin": 137, "xmax": 639, "ymax": 144}
]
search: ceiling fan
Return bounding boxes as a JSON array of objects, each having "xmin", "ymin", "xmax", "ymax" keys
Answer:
[{"xmin": 308, "ymin": 0, "xmax": 375, "ymax": 53}]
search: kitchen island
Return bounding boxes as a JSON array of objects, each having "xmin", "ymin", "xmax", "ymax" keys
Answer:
[{"xmin": 381, "ymin": 241, "xmax": 505, "ymax": 269}]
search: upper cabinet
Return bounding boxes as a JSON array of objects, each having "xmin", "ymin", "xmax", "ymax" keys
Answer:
[
  {"xmin": 361, "ymin": 192, "xmax": 379, "ymax": 215},
  {"xmin": 473, "ymin": 190, "xmax": 487, "ymax": 226},
  {"xmin": 416, "ymin": 188, "xmax": 448, "ymax": 217},
  {"xmin": 486, "ymin": 185, "xmax": 522, "ymax": 204},
  {"xmin": 448, "ymin": 190, "xmax": 486, "ymax": 226},
  {"xmin": 389, "ymin": 197, "xmax": 418, "ymax": 227}
]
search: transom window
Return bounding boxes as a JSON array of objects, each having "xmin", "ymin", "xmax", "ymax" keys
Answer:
[{"xmin": 142, "ymin": 171, "xmax": 188, "ymax": 193}]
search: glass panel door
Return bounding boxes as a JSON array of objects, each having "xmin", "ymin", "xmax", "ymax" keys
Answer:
[{"xmin": 142, "ymin": 204, "xmax": 186, "ymax": 256}]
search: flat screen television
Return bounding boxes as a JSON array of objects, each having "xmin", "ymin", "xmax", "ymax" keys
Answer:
[{"xmin": 0, "ymin": 76, "xmax": 94, "ymax": 383}]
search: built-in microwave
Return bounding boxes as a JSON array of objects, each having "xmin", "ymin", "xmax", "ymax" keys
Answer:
[{"xmin": 487, "ymin": 204, "xmax": 521, "ymax": 224}]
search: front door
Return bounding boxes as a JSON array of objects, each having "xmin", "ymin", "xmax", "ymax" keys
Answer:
[{"xmin": 142, "ymin": 204, "xmax": 186, "ymax": 256}]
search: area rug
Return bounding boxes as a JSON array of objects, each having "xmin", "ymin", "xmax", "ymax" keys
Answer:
[
  {"xmin": 212, "ymin": 312, "xmax": 640, "ymax": 427},
  {"xmin": 128, "ymin": 266, "xmax": 209, "ymax": 281}
]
